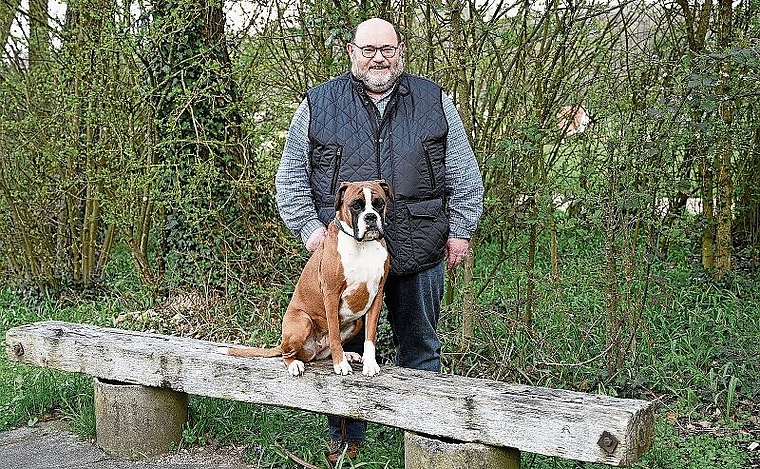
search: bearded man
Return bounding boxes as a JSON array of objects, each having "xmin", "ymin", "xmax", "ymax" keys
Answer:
[{"xmin": 275, "ymin": 17, "xmax": 484, "ymax": 466}]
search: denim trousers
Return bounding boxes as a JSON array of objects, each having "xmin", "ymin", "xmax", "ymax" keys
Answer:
[{"xmin": 328, "ymin": 262, "xmax": 445, "ymax": 444}]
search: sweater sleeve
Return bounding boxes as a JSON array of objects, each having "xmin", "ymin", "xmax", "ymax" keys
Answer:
[
  {"xmin": 275, "ymin": 98, "xmax": 325, "ymax": 244},
  {"xmin": 442, "ymin": 92, "xmax": 484, "ymax": 239}
]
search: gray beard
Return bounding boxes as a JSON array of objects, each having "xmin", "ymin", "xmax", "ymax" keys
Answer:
[{"xmin": 352, "ymin": 58, "xmax": 404, "ymax": 94}]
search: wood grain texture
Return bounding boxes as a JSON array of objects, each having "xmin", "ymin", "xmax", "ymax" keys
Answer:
[{"xmin": 5, "ymin": 321, "xmax": 654, "ymax": 466}]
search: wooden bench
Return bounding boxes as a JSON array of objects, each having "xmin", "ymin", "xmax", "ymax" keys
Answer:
[{"xmin": 5, "ymin": 321, "xmax": 655, "ymax": 467}]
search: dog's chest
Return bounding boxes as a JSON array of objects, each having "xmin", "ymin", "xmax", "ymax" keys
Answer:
[{"xmin": 336, "ymin": 235, "xmax": 387, "ymax": 321}]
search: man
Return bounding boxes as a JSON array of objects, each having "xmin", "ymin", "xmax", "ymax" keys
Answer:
[{"xmin": 275, "ymin": 17, "xmax": 484, "ymax": 465}]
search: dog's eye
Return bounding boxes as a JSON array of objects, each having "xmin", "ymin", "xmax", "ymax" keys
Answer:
[
  {"xmin": 373, "ymin": 199, "xmax": 385, "ymax": 210},
  {"xmin": 350, "ymin": 200, "xmax": 364, "ymax": 211}
]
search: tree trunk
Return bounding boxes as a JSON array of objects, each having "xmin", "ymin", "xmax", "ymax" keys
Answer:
[
  {"xmin": 55, "ymin": 0, "xmax": 117, "ymax": 288},
  {"xmin": 525, "ymin": 218, "xmax": 537, "ymax": 327},
  {"xmin": 461, "ymin": 250, "xmax": 475, "ymax": 350},
  {"xmin": 714, "ymin": 0, "xmax": 734, "ymax": 278},
  {"xmin": 28, "ymin": 0, "xmax": 49, "ymax": 69},
  {"xmin": 150, "ymin": 0, "xmax": 244, "ymax": 291},
  {"xmin": 0, "ymin": 0, "xmax": 21, "ymax": 53},
  {"xmin": 447, "ymin": 1, "xmax": 478, "ymax": 342},
  {"xmin": 675, "ymin": 0, "xmax": 718, "ymax": 270},
  {"xmin": 549, "ymin": 204, "xmax": 560, "ymax": 281},
  {"xmin": 603, "ymin": 147, "xmax": 623, "ymax": 375},
  {"xmin": 734, "ymin": 125, "xmax": 760, "ymax": 247},
  {"xmin": 700, "ymin": 156, "xmax": 716, "ymax": 269}
]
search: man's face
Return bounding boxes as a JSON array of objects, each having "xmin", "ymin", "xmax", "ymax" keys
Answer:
[{"xmin": 348, "ymin": 21, "xmax": 404, "ymax": 95}]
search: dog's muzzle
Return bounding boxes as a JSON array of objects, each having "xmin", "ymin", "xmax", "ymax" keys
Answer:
[{"xmin": 356, "ymin": 210, "xmax": 384, "ymax": 241}]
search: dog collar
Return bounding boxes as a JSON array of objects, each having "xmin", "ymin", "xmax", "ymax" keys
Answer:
[
  {"xmin": 333, "ymin": 218, "xmax": 355, "ymax": 238},
  {"xmin": 332, "ymin": 218, "xmax": 384, "ymax": 242}
]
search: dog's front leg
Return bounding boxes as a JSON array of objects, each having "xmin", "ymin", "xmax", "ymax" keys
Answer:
[
  {"xmin": 323, "ymin": 295, "xmax": 352, "ymax": 375},
  {"xmin": 361, "ymin": 289, "xmax": 384, "ymax": 377}
]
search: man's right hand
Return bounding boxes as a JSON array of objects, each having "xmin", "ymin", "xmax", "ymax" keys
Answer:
[{"xmin": 305, "ymin": 226, "xmax": 328, "ymax": 252}]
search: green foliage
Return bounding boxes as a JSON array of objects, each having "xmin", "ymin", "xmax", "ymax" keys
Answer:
[
  {"xmin": 2, "ymin": 0, "xmax": 758, "ymax": 297},
  {"xmin": 0, "ymin": 0, "xmax": 151, "ymax": 292},
  {"xmin": 638, "ymin": 417, "xmax": 750, "ymax": 469},
  {"xmin": 448, "ymin": 226, "xmax": 760, "ymax": 399},
  {"xmin": 146, "ymin": 0, "xmax": 243, "ymax": 289}
]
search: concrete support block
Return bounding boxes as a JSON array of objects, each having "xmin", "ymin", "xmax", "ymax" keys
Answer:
[
  {"xmin": 94, "ymin": 378, "xmax": 188, "ymax": 459},
  {"xmin": 405, "ymin": 432, "xmax": 520, "ymax": 469}
]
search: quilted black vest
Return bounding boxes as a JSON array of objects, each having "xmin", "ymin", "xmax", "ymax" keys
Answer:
[{"xmin": 307, "ymin": 72, "xmax": 450, "ymax": 275}]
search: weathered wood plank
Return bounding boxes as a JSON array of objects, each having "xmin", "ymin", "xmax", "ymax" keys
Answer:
[{"xmin": 5, "ymin": 321, "xmax": 654, "ymax": 466}]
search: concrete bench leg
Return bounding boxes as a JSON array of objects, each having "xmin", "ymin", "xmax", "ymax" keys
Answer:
[
  {"xmin": 405, "ymin": 432, "xmax": 520, "ymax": 469},
  {"xmin": 93, "ymin": 378, "xmax": 188, "ymax": 459}
]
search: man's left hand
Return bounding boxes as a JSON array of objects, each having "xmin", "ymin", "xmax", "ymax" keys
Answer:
[{"xmin": 446, "ymin": 238, "xmax": 470, "ymax": 269}]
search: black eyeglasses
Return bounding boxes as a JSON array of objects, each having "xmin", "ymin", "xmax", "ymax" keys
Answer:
[{"xmin": 350, "ymin": 43, "xmax": 401, "ymax": 59}]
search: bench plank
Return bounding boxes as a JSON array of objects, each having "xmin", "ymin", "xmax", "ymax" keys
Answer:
[{"xmin": 5, "ymin": 321, "xmax": 654, "ymax": 466}]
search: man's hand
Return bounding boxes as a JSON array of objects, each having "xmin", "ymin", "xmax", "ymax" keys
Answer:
[
  {"xmin": 305, "ymin": 226, "xmax": 328, "ymax": 252},
  {"xmin": 446, "ymin": 238, "xmax": 470, "ymax": 269}
]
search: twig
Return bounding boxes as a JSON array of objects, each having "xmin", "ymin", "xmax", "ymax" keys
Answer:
[
  {"xmin": 537, "ymin": 340, "xmax": 617, "ymax": 368},
  {"xmin": 273, "ymin": 440, "xmax": 325, "ymax": 469}
]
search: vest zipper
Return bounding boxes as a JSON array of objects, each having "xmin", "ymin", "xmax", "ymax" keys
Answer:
[
  {"xmin": 376, "ymin": 135, "xmax": 382, "ymax": 180},
  {"xmin": 375, "ymin": 93, "xmax": 398, "ymax": 181},
  {"xmin": 423, "ymin": 141, "xmax": 436, "ymax": 188},
  {"xmin": 330, "ymin": 146, "xmax": 343, "ymax": 193},
  {"xmin": 365, "ymin": 99, "xmax": 383, "ymax": 180}
]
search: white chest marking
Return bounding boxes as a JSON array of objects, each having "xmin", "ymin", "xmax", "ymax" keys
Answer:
[{"xmin": 336, "ymin": 232, "xmax": 387, "ymax": 321}]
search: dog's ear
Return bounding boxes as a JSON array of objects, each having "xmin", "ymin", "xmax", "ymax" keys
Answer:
[
  {"xmin": 335, "ymin": 182, "xmax": 351, "ymax": 211},
  {"xmin": 376, "ymin": 180, "xmax": 393, "ymax": 199}
]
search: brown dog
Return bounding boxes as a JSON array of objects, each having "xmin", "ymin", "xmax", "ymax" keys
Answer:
[{"xmin": 228, "ymin": 180, "xmax": 391, "ymax": 376}]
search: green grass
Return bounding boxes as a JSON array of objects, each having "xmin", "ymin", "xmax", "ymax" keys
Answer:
[
  {"xmin": 179, "ymin": 397, "xmax": 404, "ymax": 468},
  {"xmin": 0, "ymin": 288, "xmax": 110, "ymax": 432},
  {"xmin": 1, "ymin": 236, "xmax": 758, "ymax": 468}
]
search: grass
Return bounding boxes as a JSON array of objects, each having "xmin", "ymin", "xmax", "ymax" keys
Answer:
[
  {"xmin": 179, "ymin": 398, "xmax": 404, "ymax": 468},
  {"xmin": 0, "ymin": 237, "xmax": 758, "ymax": 468}
]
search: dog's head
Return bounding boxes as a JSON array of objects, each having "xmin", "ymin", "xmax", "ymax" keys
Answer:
[{"xmin": 334, "ymin": 180, "xmax": 392, "ymax": 242}]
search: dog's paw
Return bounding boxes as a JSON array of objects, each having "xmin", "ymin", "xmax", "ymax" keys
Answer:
[
  {"xmin": 288, "ymin": 360, "xmax": 305, "ymax": 376},
  {"xmin": 361, "ymin": 341, "xmax": 380, "ymax": 376},
  {"xmin": 344, "ymin": 352, "xmax": 362, "ymax": 363},
  {"xmin": 333, "ymin": 358, "xmax": 353, "ymax": 375},
  {"xmin": 362, "ymin": 358, "xmax": 380, "ymax": 377}
]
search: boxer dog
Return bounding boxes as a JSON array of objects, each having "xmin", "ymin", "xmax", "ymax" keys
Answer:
[{"xmin": 228, "ymin": 180, "xmax": 391, "ymax": 377}]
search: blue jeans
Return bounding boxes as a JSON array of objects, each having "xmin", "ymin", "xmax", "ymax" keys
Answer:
[{"xmin": 328, "ymin": 263, "xmax": 445, "ymax": 443}]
